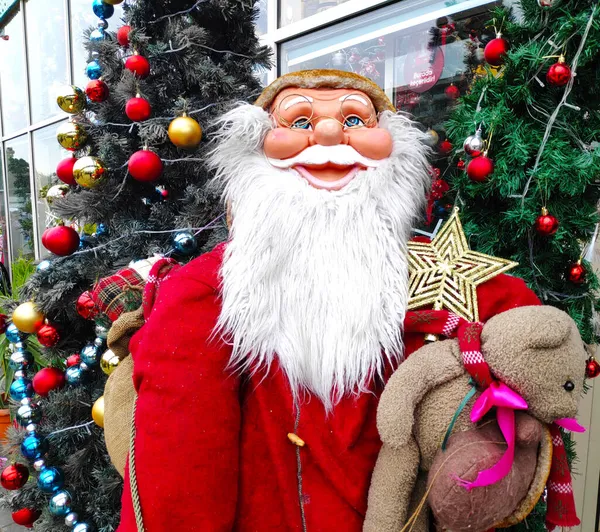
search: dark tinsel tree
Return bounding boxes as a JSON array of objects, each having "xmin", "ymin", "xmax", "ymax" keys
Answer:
[
  {"xmin": 445, "ymin": 0, "xmax": 600, "ymax": 530},
  {"xmin": 0, "ymin": 1, "xmax": 269, "ymax": 530}
]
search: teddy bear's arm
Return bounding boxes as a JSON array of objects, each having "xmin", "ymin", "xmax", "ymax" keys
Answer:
[
  {"xmin": 363, "ymin": 437, "xmax": 421, "ymax": 532},
  {"xmin": 377, "ymin": 339, "xmax": 464, "ymax": 449}
]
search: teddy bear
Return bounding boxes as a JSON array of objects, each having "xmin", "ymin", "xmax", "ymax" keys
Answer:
[{"xmin": 364, "ymin": 305, "xmax": 587, "ymax": 532}]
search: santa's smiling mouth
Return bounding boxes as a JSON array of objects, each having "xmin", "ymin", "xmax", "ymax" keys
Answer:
[{"xmin": 294, "ymin": 163, "xmax": 363, "ymax": 191}]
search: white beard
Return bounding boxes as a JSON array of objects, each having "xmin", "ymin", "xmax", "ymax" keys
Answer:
[{"xmin": 208, "ymin": 104, "xmax": 431, "ymax": 409}]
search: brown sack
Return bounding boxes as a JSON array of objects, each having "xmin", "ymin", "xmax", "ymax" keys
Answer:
[{"xmin": 104, "ymin": 307, "xmax": 144, "ymax": 477}]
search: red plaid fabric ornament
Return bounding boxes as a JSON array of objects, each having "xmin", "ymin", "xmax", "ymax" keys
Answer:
[{"xmin": 91, "ymin": 268, "xmax": 145, "ymax": 323}]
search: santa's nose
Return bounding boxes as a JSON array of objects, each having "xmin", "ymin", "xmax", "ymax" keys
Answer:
[{"xmin": 311, "ymin": 118, "xmax": 345, "ymax": 146}]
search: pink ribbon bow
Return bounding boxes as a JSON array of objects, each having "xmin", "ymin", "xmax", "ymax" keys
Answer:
[{"xmin": 456, "ymin": 381, "xmax": 528, "ymax": 490}]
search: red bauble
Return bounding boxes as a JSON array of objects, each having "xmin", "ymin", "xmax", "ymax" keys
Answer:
[
  {"xmin": 444, "ymin": 84, "xmax": 460, "ymax": 100},
  {"xmin": 117, "ymin": 25, "xmax": 131, "ymax": 47},
  {"xmin": 0, "ymin": 313, "xmax": 6, "ymax": 334},
  {"xmin": 125, "ymin": 54, "xmax": 150, "ymax": 78},
  {"xmin": 586, "ymin": 357, "xmax": 600, "ymax": 379},
  {"xmin": 534, "ymin": 209, "xmax": 559, "ymax": 236},
  {"xmin": 1, "ymin": 464, "xmax": 29, "ymax": 490},
  {"xmin": 457, "ymin": 159, "xmax": 465, "ymax": 170},
  {"xmin": 12, "ymin": 507, "xmax": 40, "ymax": 528},
  {"xmin": 431, "ymin": 179, "xmax": 450, "ymax": 200},
  {"xmin": 66, "ymin": 353, "xmax": 81, "ymax": 368},
  {"xmin": 56, "ymin": 157, "xmax": 77, "ymax": 186},
  {"xmin": 567, "ymin": 262, "xmax": 586, "ymax": 284},
  {"xmin": 484, "ymin": 37, "xmax": 508, "ymax": 66},
  {"xmin": 36, "ymin": 324, "xmax": 60, "ymax": 347},
  {"xmin": 42, "ymin": 226, "xmax": 80, "ymax": 256},
  {"xmin": 439, "ymin": 140, "xmax": 453, "ymax": 155},
  {"xmin": 85, "ymin": 79, "xmax": 109, "ymax": 103},
  {"xmin": 128, "ymin": 149, "xmax": 163, "ymax": 182},
  {"xmin": 76, "ymin": 290, "xmax": 98, "ymax": 319},
  {"xmin": 546, "ymin": 61, "xmax": 571, "ymax": 87},
  {"xmin": 32, "ymin": 367, "xmax": 66, "ymax": 397},
  {"xmin": 125, "ymin": 96, "xmax": 152, "ymax": 122},
  {"xmin": 467, "ymin": 155, "xmax": 494, "ymax": 182},
  {"xmin": 12, "ymin": 508, "xmax": 41, "ymax": 528}
]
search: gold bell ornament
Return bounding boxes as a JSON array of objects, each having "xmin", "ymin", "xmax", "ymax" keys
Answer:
[
  {"xmin": 73, "ymin": 156, "xmax": 107, "ymax": 188},
  {"xmin": 168, "ymin": 114, "xmax": 202, "ymax": 149},
  {"xmin": 12, "ymin": 302, "xmax": 45, "ymax": 334},
  {"xmin": 57, "ymin": 122, "xmax": 87, "ymax": 151},
  {"xmin": 100, "ymin": 349, "xmax": 120, "ymax": 376},
  {"xmin": 56, "ymin": 85, "xmax": 86, "ymax": 114}
]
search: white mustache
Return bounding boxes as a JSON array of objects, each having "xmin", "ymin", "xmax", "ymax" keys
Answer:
[{"xmin": 267, "ymin": 144, "xmax": 384, "ymax": 169}]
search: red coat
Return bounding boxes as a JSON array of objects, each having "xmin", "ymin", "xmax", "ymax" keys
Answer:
[{"xmin": 117, "ymin": 244, "xmax": 539, "ymax": 532}]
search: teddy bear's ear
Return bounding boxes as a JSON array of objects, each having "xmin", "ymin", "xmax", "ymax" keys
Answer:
[{"xmin": 482, "ymin": 305, "xmax": 575, "ymax": 351}]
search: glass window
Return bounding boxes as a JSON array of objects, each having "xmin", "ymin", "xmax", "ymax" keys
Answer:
[
  {"xmin": 0, "ymin": 151, "xmax": 9, "ymax": 267},
  {"xmin": 25, "ymin": 0, "xmax": 69, "ymax": 124},
  {"xmin": 279, "ymin": 0, "xmax": 350, "ymax": 27},
  {"xmin": 33, "ymin": 123, "xmax": 67, "ymax": 258},
  {"xmin": 70, "ymin": 0, "xmax": 125, "ymax": 88},
  {"xmin": 0, "ymin": 8, "xmax": 28, "ymax": 134},
  {"xmin": 280, "ymin": 0, "xmax": 497, "ymax": 124},
  {"xmin": 256, "ymin": 0, "xmax": 268, "ymax": 34},
  {"xmin": 5, "ymin": 135, "xmax": 33, "ymax": 260}
]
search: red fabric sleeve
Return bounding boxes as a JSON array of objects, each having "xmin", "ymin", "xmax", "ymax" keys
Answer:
[{"xmin": 117, "ymin": 271, "xmax": 239, "ymax": 532}]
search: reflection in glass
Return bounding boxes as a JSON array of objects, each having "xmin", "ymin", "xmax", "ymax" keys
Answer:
[
  {"xmin": 71, "ymin": 0, "xmax": 125, "ymax": 88},
  {"xmin": 33, "ymin": 124, "xmax": 68, "ymax": 258},
  {"xmin": 0, "ymin": 8, "xmax": 28, "ymax": 134},
  {"xmin": 0, "ymin": 151, "xmax": 9, "ymax": 266},
  {"xmin": 5, "ymin": 136, "xmax": 34, "ymax": 260},
  {"xmin": 26, "ymin": 0, "xmax": 69, "ymax": 124},
  {"xmin": 256, "ymin": 0, "xmax": 268, "ymax": 34},
  {"xmin": 280, "ymin": 0, "xmax": 497, "ymax": 124},
  {"xmin": 279, "ymin": 0, "xmax": 350, "ymax": 27}
]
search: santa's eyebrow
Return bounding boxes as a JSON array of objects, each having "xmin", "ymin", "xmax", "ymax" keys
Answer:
[
  {"xmin": 283, "ymin": 95, "xmax": 314, "ymax": 110},
  {"xmin": 339, "ymin": 94, "xmax": 369, "ymax": 106}
]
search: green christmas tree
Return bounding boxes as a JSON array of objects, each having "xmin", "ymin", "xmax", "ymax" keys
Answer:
[
  {"xmin": 446, "ymin": 0, "xmax": 600, "ymax": 529},
  {"xmin": 0, "ymin": 0, "xmax": 269, "ymax": 530}
]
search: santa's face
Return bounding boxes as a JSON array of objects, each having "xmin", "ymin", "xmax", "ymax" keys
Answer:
[{"xmin": 264, "ymin": 88, "xmax": 394, "ymax": 190}]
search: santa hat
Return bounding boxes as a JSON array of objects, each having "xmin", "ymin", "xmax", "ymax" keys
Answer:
[{"xmin": 254, "ymin": 69, "xmax": 396, "ymax": 113}]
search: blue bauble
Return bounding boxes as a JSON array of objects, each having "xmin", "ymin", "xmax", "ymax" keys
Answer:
[
  {"xmin": 37, "ymin": 466, "xmax": 65, "ymax": 493},
  {"xmin": 21, "ymin": 434, "xmax": 49, "ymax": 460},
  {"xmin": 92, "ymin": 0, "xmax": 114, "ymax": 19},
  {"xmin": 16, "ymin": 402, "xmax": 42, "ymax": 427},
  {"xmin": 74, "ymin": 523, "xmax": 93, "ymax": 532},
  {"xmin": 9, "ymin": 349, "xmax": 34, "ymax": 371},
  {"xmin": 48, "ymin": 489, "xmax": 72, "ymax": 516},
  {"xmin": 80, "ymin": 344, "xmax": 100, "ymax": 365},
  {"xmin": 85, "ymin": 60, "xmax": 102, "ymax": 80},
  {"xmin": 173, "ymin": 231, "xmax": 197, "ymax": 255},
  {"xmin": 36, "ymin": 260, "xmax": 51, "ymax": 272},
  {"xmin": 65, "ymin": 365, "xmax": 84, "ymax": 385},
  {"xmin": 89, "ymin": 28, "xmax": 105, "ymax": 41},
  {"xmin": 9, "ymin": 378, "xmax": 34, "ymax": 401},
  {"xmin": 96, "ymin": 223, "xmax": 108, "ymax": 236},
  {"xmin": 6, "ymin": 323, "xmax": 26, "ymax": 343}
]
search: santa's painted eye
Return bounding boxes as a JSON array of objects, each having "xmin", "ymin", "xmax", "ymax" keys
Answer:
[
  {"xmin": 563, "ymin": 380, "xmax": 575, "ymax": 392},
  {"xmin": 344, "ymin": 115, "xmax": 365, "ymax": 128},
  {"xmin": 291, "ymin": 117, "xmax": 312, "ymax": 130}
]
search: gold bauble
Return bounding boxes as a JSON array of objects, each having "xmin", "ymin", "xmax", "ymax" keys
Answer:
[
  {"xmin": 92, "ymin": 396, "xmax": 105, "ymax": 428},
  {"xmin": 73, "ymin": 156, "xmax": 107, "ymax": 188},
  {"xmin": 57, "ymin": 122, "xmax": 87, "ymax": 151},
  {"xmin": 100, "ymin": 349, "xmax": 120, "ymax": 376},
  {"xmin": 12, "ymin": 302, "xmax": 45, "ymax": 334},
  {"xmin": 46, "ymin": 184, "xmax": 69, "ymax": 203},
  {"xmin": 56, "ymin": 85, "xmax": 86, "ymax": 114},
  {"xmin": 168, "ymin": 116, "xmax": 202, "ymax": 149}
]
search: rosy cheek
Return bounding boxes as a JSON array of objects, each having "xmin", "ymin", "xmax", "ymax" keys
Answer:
[
  {"xmin": 263, "ymin": 128, "xmax": 309, "ymax": 160},
  {"xmin": 348, "ymin": 128, "xmax": 393, "ymax": 160}
]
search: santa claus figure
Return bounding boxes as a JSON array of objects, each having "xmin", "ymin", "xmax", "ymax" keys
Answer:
[{"xmin": 117, "ymin": 70, "xmax": 539, "ymax": 531}]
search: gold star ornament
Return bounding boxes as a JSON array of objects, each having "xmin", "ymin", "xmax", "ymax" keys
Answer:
[{"xmin": 407, "ymin": 208, "xmax": 517, "ymax": 322}]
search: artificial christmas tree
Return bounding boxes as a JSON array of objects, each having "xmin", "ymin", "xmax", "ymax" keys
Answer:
[
  {"xmin": 445, "ymin": 0, "xmax": 600, "ymax": 529},
  {"xmin": 0, "ymin": 0, "xmax": 269, "ymax": 530}
]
